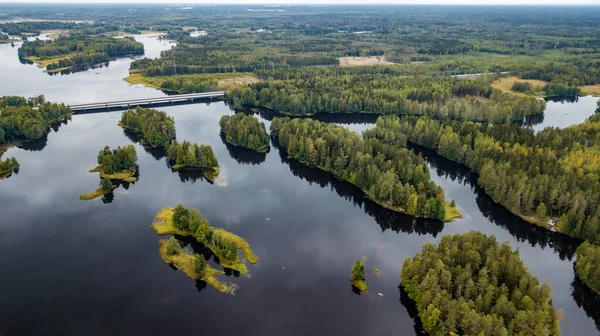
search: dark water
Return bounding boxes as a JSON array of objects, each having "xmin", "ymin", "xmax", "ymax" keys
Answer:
[{"xmin": 0, "ymin": 35, "xmax": 600, "ymax": 336}]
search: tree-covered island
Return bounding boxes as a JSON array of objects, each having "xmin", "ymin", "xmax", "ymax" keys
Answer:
[
  {"xmin": 219, "ymin": 113, "xmax": 270, "ymax": 153},
  {"xmin": 270, "ymin": 117, "xmax": 460, "ymax": 221},
  {"xmin": 0, "ymin": 156, "xmax": 19, "ymax": 179},
  {"xmin": 19, "ymin": 33, "xmax": 144, "ymax": 73},
  {"xmin": 351, "ymin": 260, "xmax": 367, "ymax": 293},
  {"xmin": 119, "ymin": 107, "xmax": 219, "ymax": 182},
  {"xmin": 79, "ymin": 145, "xmax": 138, "ymax": 201},
  {"xmin": 401, "ymin": 231, "xmax": 561, "ymax": 336},
  {"xmin": 151, "ymin": 205, "xmax": 258, "ymax": 275}
]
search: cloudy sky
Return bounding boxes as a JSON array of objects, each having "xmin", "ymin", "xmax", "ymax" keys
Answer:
[{"xmin": 0, "ymin": 0, "xmax": 599, "ymax": 4}]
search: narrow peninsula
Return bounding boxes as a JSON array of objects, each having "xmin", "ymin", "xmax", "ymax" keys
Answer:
[
  {"xmin": 151, "ymin": 205, "xmax": 258, "ymax": 275},
  {"xmin": 401, "ymin": 231, "xmax": 561, "ymax": 336},
  {"xmin": 219, "ymin": 113, "xmax": 270, "ymax": 153},
  {"xmin": 270, "ymin": 117, "xmax": 459, "ymax": 221},
  {"xmin": 80, "ymin": 145, "xmax": 138, "ymax": 200}
]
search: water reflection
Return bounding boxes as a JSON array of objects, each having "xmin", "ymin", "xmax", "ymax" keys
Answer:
[
  {"xmin": 46, "ymin": 62, "xmax": 110, "ymax": 76},
  {"xmin": 220, "ymin": 133, "xmax": 267, "ymax": 165},
  {"xmin": 399, "ymin": 286, "xmax": 425, "ymax": 335},
  {"xmin": 408, "ymin": 142, "xmax": 581, "ymax": 261},
  {"xmin": 571, "ymin": 273, "xmax": 600, "ymax": 331},
  {"xmin": 275, "ymin": 140, "xmax": 444, "ymax": 237},
  {"xmin": 122, "ymin": 129, "xmax": 166, "ymax": 161}
]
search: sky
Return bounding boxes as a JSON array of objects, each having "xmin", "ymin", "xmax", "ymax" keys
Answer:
[{"xmin": 0, "ymin": 0, "xmax": 599, "ymax": 4}]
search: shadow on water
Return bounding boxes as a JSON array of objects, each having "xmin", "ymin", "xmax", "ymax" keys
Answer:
[
  {"xmin": 407, "ymin": 142, "xmax": 581, "ymax": 261},
  {"xmin": 220, "ymin": 133, "xmax": 267, "ymax": 165},
  {"xmin": 46, "ymin": 62, "xmax": 110, "ymax": 76},
  {"xmin": 10, "ymin": 118, "xmax": 71, "ymax": 152},
  {"xmin": 546, "ymin": 96, "xmax": 580, "ymax": 103},
  {"xmin": 399, "ymin": 285, "xmax": 426, "ymax": 335},
  {"xmin": 122, "ymin": 129, "xmax": 166, "ymax": 161},
  {"xmin": 571, "ymin": 272, "xmax": 600, "ymax": 331},
  {"xmin": 273, "ymin": 139, "xmax": 444, "ymax": 237}
]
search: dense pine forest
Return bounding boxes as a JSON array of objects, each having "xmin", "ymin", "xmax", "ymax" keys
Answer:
[
  {"xmin": 401, "ymin": 231, "xmax": 561, "ymax": 336},
  {"xmin": 228, "ymin": 68, "xmax": 545, "ymax": 123},
  {"xmin": 370, "ymin": 114, "xmax": 600, "ymax": 243},
  {"xmin": 219, "ymin": 113, "xmax": 270, "ymax": 152},
  {"xmin": 575, "ymin": 242, "xmax": 600, "ymax": 295},
  {"xmin": 270, "ymin": 117, "xmax": 457, "ymax": 221},
  {"xmin": 0, "ymin": 95, "xmax": 71, "ymax": 141}
]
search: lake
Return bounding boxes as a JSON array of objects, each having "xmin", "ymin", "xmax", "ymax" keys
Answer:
[{"xmin": 0, "ymin": 34, "xmax": 599, "ymax": 336}]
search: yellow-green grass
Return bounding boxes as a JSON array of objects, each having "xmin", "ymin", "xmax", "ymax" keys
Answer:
[
  {"xmin": 45, "ymin": 66, "xmax": 73, "ymax": 73},
  {"xmin": 352, "ymin": 279, "xmax": 368, "ymax": 293},
  {"xmin": 79, "ymin": 186, "xmax": 116, "ymax": 201},
  {"xmin": 123, "ymin": 72, "xmax": 260, "ymax": 91},
  {"xmin": 581, "ymin": 85, "xmax": 600, "ymax": 97},
  {"xmin": 444, "ymin": 203, "xmax": 462, "ymax": 222},
  {"xmin": 25, "ymin": 54, "xmax": 75, "ymax": 68},
  {"xmin": 171, "ymin": 165, "xmax": 219, "ymax": 183},
  {"xmin": 491, "ymin": 76, "xmax": 548, "ymax": 97},
  {"xmin": 151, "ymin": 208, "xmax": 257, "ymax": 273},
  {"xmin": 212, "ymin": 228, "xmax": 259, "ymax": 264},
  {"xmin": 158, "ymin": 239, "xmax": 236, "ymax": 294},
  {"xmin": 89, "ymin": 165, "xmax": 137, "ymax": 182}
]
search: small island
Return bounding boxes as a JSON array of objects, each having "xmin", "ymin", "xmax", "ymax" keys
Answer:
[
  {"xmin": 120, "ymin": 107, "xmax": 219, "ymax": 182},
  {"xmin": 151, "ymin": 206, "xmax": 258, "ymax": 275},
  {"xmin": 0, "ymin": 157, "xmax": 20, "ymax": 179},
  {"xmin": 18, "ymin": 33, "xmax": 144, "ymax": 73},
  {"xmin": 219, "ymin": 113, "xmax": 270, "ymax": 153},
  {"xmin": 351, "ymin": 260, "xmax": 367, "ymax": 293},
  {"xmin": 119, "ymin": 107, "xmax": 176, "ymax": 149},
  {"xmin": 575, "ymin": 241, "xmax": 600, "ymax": 295},
  {"xmin": 401, "ymin": 231, "xmax": 561, "ymax": 336},
  {"xmin": 159, "ymin": 237, "xmax": 237, "ymax": 294},
  {"xmin": 166, "ymin": 140, "xmax": 220, "ymax": 182},
  {"xmin": 80, "ymin": 145, "xmax": 138, "ymax": 201}
]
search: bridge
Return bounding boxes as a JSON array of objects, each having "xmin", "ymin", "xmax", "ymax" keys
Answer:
[{"xmin": 69, "ymin": 91, "xmax": 226, "ymax": 113}]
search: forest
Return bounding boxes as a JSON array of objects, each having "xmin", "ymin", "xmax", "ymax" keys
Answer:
[
  {"xmin": 228, "ymin": 68, "xmax": 545, "ymax": 124},
  {"xmin": 371, "ymin": 114, "xmax": 600, "ymax": 243},
  {"xmin": 120, "ymin": 107, "xmax": 176, "ymax": 148},
  {"xmin": 401, "ymin": 231, "xmax": 561, "ymax": 336},
  {"xmin": 19, "ymin": 33, "xmax": 144, "ymax": 71},
  {"xmin": 219, "ymin": 113, "xmax": 270, "ymax": 152},
  {"xmin": 120, "ymin": 107, "xmax": 219, "ymax": 179},
  {"xmin": 270, "ymin": 117, "xmax": 457, "ymax": 221},
  {"xmin": 96, "ymin": 145, "xmax": 137, "ymax": 176},
  {"xmin": 0, "ymin": 95, "xmax": 72, "ymax": 141},
  {"xmin": 575, "ymin": 242, "xmax": 600, "ymax": 295}
]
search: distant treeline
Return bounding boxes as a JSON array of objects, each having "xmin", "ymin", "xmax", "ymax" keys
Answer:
[
  {"xmin": 228, "ymin": 68, "xmax": 545, "ymax": 124},
  {"xmin": 19, "ymin": 33, "xmax": 144, "ymax": 70}
]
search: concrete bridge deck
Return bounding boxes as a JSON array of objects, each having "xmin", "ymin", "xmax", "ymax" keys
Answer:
[{"xmin": 69, "ymin": 91, "xmax": 226, "ymax": 112}]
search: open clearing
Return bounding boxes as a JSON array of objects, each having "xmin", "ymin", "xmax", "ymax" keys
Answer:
[{"xmin": 338, "ymin": 56, "xmax": 393, "ymax": 67}]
